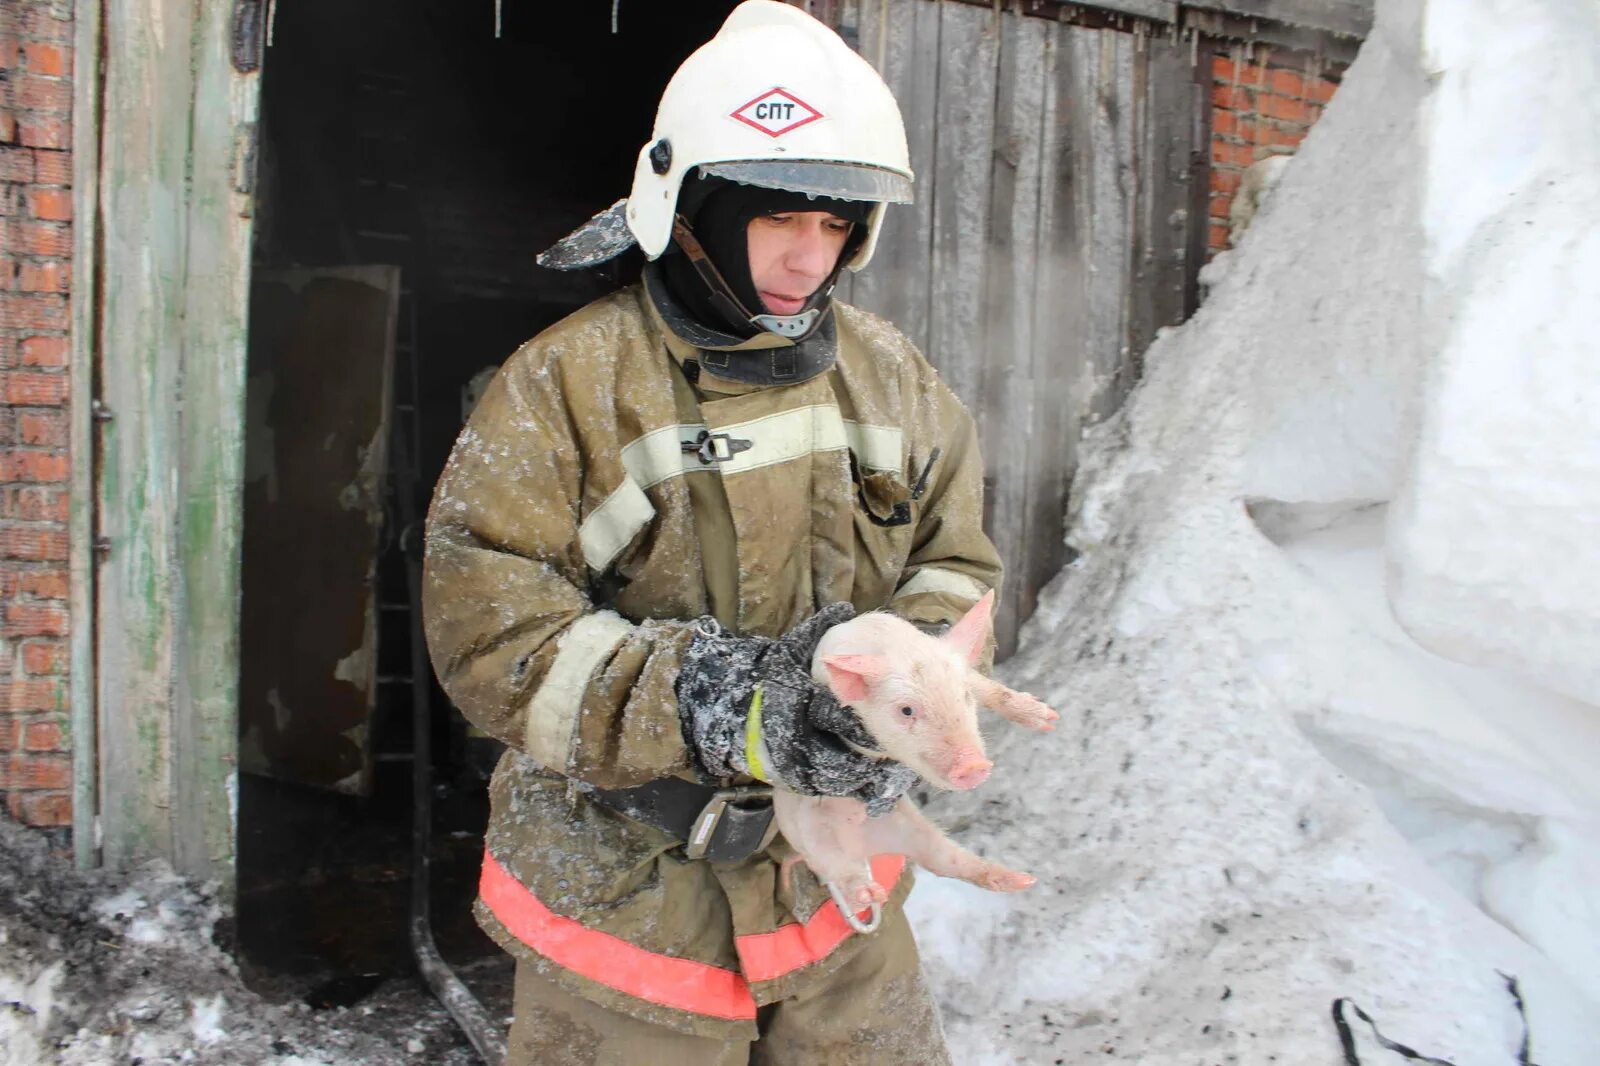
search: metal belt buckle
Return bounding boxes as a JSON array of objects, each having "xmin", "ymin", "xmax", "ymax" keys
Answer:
[{"xmin": 685, "ymin": 785, "xmax": 773, "ymax": 861}]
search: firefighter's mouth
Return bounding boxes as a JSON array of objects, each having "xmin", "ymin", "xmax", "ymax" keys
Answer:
[{"xmin": 760, "ymin": 292, "xmax": 809, "ymax": 315}]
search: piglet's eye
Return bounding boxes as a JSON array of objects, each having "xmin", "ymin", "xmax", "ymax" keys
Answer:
[{"xmin": 900, "ymin": 706, "xmax": 916, "ymax": 718}]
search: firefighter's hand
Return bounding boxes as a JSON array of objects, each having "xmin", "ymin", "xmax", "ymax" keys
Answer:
[{"xmin": 675, "ymin": 604, "xmax": 919, "ymax": 814}]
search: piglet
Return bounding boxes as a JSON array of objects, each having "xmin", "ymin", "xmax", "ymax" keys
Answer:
[{"xmin": 773, "ymin": 590, "xmax": 1059, "ymax": 914}]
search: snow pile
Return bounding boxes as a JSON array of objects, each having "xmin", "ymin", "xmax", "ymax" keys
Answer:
[
  {"xmin": 907, "ymin": 0, "xmax": 1600, "ymax": 1062},
  {"xmin": 0, "ymin": 817, "xmax": 482, "ymax": 1065}
]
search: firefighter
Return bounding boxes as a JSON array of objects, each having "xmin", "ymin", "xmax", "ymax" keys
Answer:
[{"xmin": 421, "ymin": 2, "xmax": 1002, "ymax": 1061}]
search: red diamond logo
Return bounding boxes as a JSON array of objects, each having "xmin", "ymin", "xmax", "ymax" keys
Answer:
[{"xmin": 730, "ymin": 87, "xmax": 824, "ymax": 138}]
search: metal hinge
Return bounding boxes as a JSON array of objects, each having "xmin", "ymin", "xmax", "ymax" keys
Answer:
[{"xmin": 91, "ymin": 399, "xmax": 113, "ymax": 423}]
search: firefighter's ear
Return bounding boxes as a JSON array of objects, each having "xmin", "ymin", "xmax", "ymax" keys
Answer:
[{"xmin": 821, "ymin": 654, "xmax": 889, "ymax": 704}]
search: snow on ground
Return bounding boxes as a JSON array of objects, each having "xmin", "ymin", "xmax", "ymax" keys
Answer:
[
  {"xmin": 908, "ymin": 0, "xmax": 1600, "ymax": 1063},
  {"xmin": 0, "ymin": 816, "xmax": 492, "ymax": 1065}
]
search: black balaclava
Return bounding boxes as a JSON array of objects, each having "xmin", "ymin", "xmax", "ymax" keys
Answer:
[{"xmin": 661, "ymin": 173, "xmax": 872, "ymax": 341}]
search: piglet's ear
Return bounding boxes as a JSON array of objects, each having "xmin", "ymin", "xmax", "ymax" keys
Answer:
[
  {"xmin": 821, "ymin": 654, "xmax": 889, "ymax": 705},
  {"xmin": 942, "ymin": 589, "xmax": 995, "ymax": 667}
]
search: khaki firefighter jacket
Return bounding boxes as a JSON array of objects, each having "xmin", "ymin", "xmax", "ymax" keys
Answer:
[{"xmin": 421, "ymin": 278, "xmax": 1002, "ymax": 1040}]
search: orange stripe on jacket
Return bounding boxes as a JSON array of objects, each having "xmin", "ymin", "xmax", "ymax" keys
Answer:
[
  {"xmin": 735, "ymin": 854, "xmax": 906, "ymax": 983},
  {"xmin": 479, "ymin": 851, "xmax": 758, "ymax": 1020}
]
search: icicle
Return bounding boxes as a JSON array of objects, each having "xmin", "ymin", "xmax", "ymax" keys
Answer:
[
  {"xmin": 612, "ymin": 0, "xmax": 621, "ymax": 35},
  {"xmin": 266, "ymin": 0, "xmax": 278, "ymax": 46},
  {"xmin": 495, "ymin": 0, "xmax": 503, "ymax": 39}
]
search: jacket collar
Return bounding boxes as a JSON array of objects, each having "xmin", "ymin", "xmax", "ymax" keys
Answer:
[{"xmin": 642, "ymin": 263, "xmax": 839, "ymax": 389}]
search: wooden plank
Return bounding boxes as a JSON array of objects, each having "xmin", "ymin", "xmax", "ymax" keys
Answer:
[
  {"xmin": 978, "ymin": 12, "xmax": 1050, "ymax": 658},
  {"xmin": 97, "ymin": 0, "xmax": 261, "ymax": 882},
  {"xmin": 1015, "ymin": 20, "xmax": 1087, "ymax": 640},
  {"xmin": 925, "ymin": 1, "xmax": 998, "ymax": 404},
  {"xmin": 69, "ymin": 0, "xmax": 104, "ymax": 869},
  {"xmin": 1122, "ymin": 29, "xmax": 1196, "ymax": 374},
  {"xmin": 1183, "ymin": 0, "xmax": 1373, "ymax": 39},
  {"xmin": 847, "ymin": 0, "xmax": 942, "ymax": 355}
]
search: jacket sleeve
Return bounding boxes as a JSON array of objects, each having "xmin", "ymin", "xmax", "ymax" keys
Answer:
[
  {"xmin": 885, "ymin": 354, "xmax": 1005, "ymax": 658},
  {"xmin": 421, "ymin": 348, "xmax": 694, "ymax": 790}
]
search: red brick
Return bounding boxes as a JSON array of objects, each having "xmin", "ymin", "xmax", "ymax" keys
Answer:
[
  {"xmin": 1212, "ymin": 85, "xmax": 1254, "ymax": 112},
  {"xmin": 14, "ymin": 790, "xmax": 71, "ymax": 827},
  {"xmin": 3, "ymin": 487, "xmax": 68, "ymax": 521},
  {"xmin": 0, "ymin": 148, "xmax": 36, "ymax": 183},
  {"xmin": 0, "ymin": 719, "xmax": 14, "ymax": 752},
  {"xmin": 21, "ymin": 641, "xmax": 66, "ymax": 675},
  {"xmin": 0, "ymin": 188, "xmax": 18, "ymax": 218},
  {"xmin": 1212, "ymin": 141, "xmax": 1257, "ymax": 169},
  {"xmin": 1, "ymin": 753, "xmax": 70, "ymax": 790},
  {"xmin": 18, "ymin": 261, "xmax": 67, "ymax": 293},
  {"xmin": 1268, "ymin": 68, "xmax": 1305, "ymax": 98},
  {"xmin": 18, "ymin": 73, "xmax": 72, "ymax": 113},
  {"xmin": 1307, "ymin": 76, "xmax": 1339, "ymax": 105},
  {"xmin": 24, "ymin": 187, "xmax": 71, "ymax": 222},
  {"xmin": 0, "ymin": 292, "xmax": 68, "ymax": 332},
  {"xmin": 17, "ymin": 410, "xmax": 65, "ymax": 447},
  {"xmin": 1213, "ymin": 111, "xmax": 1238, "ymax": 139},
  {"xmin": 0, "ymin": 451, "xmax": 71, "ymax": 484},
  {"xmin": 1212, "ymin": 56, "xmax": 1264, "ymax": 84},
  {"xmin": 22, "ymin": 720, "xmax": 63, "ymax": 752},
  {"xmin": 33, "ymin": 150, "xmax": 69, "ymax": 186},
  {"xmin": 1259, "ymin": 94, "xmax": 1313, "ymax": 124},
  {"xmin": 4, "ymin": 603, "xmax": 68, "ymax": 637},
  {"xmin": 19, "ymin": 336, "xmax": 66, "ymax": 367},
  {"xmin": 0, "ymin": 37, "xmax": 18, "ymax": 71},
  {"xmin": 4, "ymin": 683, "xmax": 63, "ymax": 714},
  {"xmin": 18, "ymin": 222, "xmax": 70, "ymax": 257},
  {"xmin": 2, "ymin": 528, "xmax": 68, "ymax": 562},
  {"xmin": 1209, "ymin": 224, "xmax": 1231, "ymax": 252},
  {"xmin": 17, "ymin": 569, "xmax": 68, "ymax": 599},
  {"xmin": 17, "ymin": 115, "xmax": 70, "ymax": 150},
  {"xmin": 22, "ymin": 10, "xmax": 73, "ymax": 43},
  {"xmin": 1210, "ymin": 192, "xmax": 1233, "ymax": 221},
  {"xmin": 22, "ymin": 43, "xmax": 70, "ymax": 78},
  {"xmin": 1, "ymin": 371, "xmax": 68, "ymax": 406},
  {"xmin": 1210, "ymin": 168, "xmax": 1242, "ymax": 195}
]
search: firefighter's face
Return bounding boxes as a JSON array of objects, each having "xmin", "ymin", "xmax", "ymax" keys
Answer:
[{"xmin": 746, "ymin": 211, "xmax": 853, "ymax": 316}]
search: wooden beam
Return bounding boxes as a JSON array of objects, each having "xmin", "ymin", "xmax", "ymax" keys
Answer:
[{"xmin": 1183, "ymin": 0, "xmax": 1372, "ymax": 39}]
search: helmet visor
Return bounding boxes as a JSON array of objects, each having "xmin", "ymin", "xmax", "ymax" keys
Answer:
[{"xmin": 699, "ymin": 160, "xmax": 913, "ymax": 205}]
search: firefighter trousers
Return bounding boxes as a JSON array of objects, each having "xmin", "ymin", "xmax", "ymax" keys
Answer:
[{"xmin": 505, "ymin": 903, "xmax": 953, "ymax": 1065}]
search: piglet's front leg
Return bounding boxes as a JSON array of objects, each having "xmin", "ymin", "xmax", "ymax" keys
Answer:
[
  {"xmin": 771, "ymin": 792, "xmax": 887, "ymax": 909},
  {"xmin": 967, "ymin": 673, "xmax": 1059, "ymax": 732},
  {"xmin": 862, "ymin": 799, "xmax": 1035, "ymax": 893}
]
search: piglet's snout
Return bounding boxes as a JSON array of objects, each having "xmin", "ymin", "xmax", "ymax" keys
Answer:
[{"xmin": 943, "ymin": 752, "xmax": 993, "ymax": 790}]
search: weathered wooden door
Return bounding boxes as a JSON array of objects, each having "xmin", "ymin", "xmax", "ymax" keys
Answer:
[
  {"xmin": 836, "ymin": 0, "xmax": 1210, "ymax": 655},
  {"xmin": 238, "ymin": 267, "xmax": 399, "ymax": 796},
  {"xmin": 92, "ymin": 0, "xmax": 266, "ymax": 882}
]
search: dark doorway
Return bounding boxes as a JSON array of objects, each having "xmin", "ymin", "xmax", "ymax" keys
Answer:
[{"xmin": 235, "ymin": 0, "xmax": 737, "ymax": 1018}]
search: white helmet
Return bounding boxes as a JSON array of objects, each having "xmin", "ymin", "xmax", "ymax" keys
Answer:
[{"xmin": 624, "ymin": 1, "xmax": 912, "ymax": 272}]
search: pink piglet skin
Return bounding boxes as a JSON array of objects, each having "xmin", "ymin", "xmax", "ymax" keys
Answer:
[{"xmin": 773, "ymin": 591, "xmax": 1060, "ymax": 908}]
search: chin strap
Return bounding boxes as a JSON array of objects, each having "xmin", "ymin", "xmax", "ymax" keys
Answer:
[{"xmin": 670, "ymin": 215, "xmax": 835, "ymax": 340}]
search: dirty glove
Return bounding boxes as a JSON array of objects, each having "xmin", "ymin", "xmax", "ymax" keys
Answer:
[{"xmin": 676, "ymin": 603, "xmax": 920, "ymax": 816}]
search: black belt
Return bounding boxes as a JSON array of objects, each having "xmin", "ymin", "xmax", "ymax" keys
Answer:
[{"xmin": 588, "ymin": 778, "xmax": 777, "ymax": 863}]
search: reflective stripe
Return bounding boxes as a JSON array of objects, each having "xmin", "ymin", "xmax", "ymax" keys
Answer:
[
  {"xmin": 585, "ymin": 412, "xmax": 904, "ymax": 573},
  {"xmin": 481, "ymin": 849, "xmax": 906, "ymax": 1015},
  {"xmin": 842, "ymin": 421, "xmax": 902, "ymax": 473},
  {"xmin": 578, "ymin": 478, "xmax": 655, "ymax": 572},
  {"xmin": 735, "ymin": 854, "xmax": 907, "ymax": 983},
  {"xmin": 479, "ymin": 850, "xmax": 758, "ymax": 1021},
  {"xmin": 524, "ymin": 611, "xmax": 633, "ymax": 770},
  {"xmin": 891, "ymin": 567, "xmax": 987, "ymax": 605}
]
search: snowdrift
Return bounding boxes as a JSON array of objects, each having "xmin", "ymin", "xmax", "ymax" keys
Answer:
[{"xmin": 907, "ymin": 0, "xmax": 1600, "ymax": 1063}]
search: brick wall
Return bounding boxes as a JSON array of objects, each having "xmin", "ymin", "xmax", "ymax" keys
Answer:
[
  {"xmin": 0, "ymin": 0, "xmax": 74, "ymax": 839},
  {"xmin": 1208, "ymin": 47, "xmax": 1345, "ymax": 255}
]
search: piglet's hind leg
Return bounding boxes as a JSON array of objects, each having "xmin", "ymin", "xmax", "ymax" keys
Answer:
[{"xmin": 866, "ymin": 800, "xmax": 1035, "ymax": 893}]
